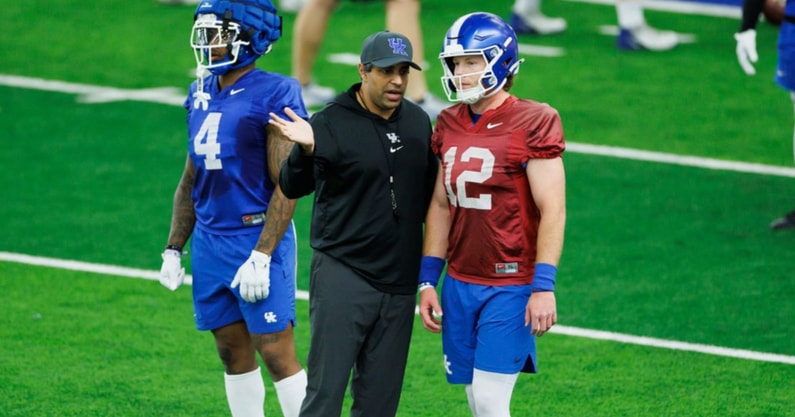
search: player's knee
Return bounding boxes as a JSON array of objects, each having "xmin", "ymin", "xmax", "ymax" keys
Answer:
[
  {"xmin": 471, "ymin": 369, "xmax": 518, "ymax": 417},
  {"xmin": 253, "ymin": 326, "xmax": 300, "ymax": 378},
  {"xmin": 261, "ymin": 352, "xmax": 301, "ymax": 379},
  {"xmin": 214, "ymin": 338, "xmax": 258, "ymax": 374},
  {"xmin": 216, "ymin": 347, "xmax": 258, "ymax": 374}
]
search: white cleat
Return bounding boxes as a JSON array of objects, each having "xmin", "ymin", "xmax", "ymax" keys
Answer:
[
  {"xmin": 510, "ymin": 13, "xmax": 567, "ymax": 36},
  {"xmin": 617, "ymin": 25, "xmax": 678, "ymax": 51}
]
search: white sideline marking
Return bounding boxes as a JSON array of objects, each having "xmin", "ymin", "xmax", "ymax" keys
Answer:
[
  {"xmin": 550, "ymin": 326, "xmax": 795, "ymax": 365},
  {"xmin": 0, "ymin": 74, "xmax": 186, "ymax": 106},
  {"xmin": 517, "ymin": 44, "xmax": 565, "ymax": 57},
  {"xmin": 327, "ymin": 52, "xmax": 361, "ymax": 66},
  {"xmin": 3, "ymin": 74, "xmax": 794, "ymax": 178},
  {"xmin": 1, "ymin": 250, "xmax": 793, "ymax": 366},
  {"xmin": 566, "ymin": 0, "xmax": 742, "ymax": 19}
]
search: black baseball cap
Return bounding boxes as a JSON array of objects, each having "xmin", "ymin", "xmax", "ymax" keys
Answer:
[{"xmin": 360, "ymin": 31, "xmax": 422, "ymax": 71}]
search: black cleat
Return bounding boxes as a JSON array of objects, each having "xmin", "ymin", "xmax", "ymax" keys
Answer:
[{"xmin": 770, "ymin": 209, "xmax": 795, "ymax": 230}]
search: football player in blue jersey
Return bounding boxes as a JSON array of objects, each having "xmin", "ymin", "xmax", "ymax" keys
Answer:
[
  {"xmin": 158, "ymin": 1, "xmax": 308, "ymax": 416},
  {"xmin": 735, "ymin": 0, "xmax": 795, "ymax": 230}
]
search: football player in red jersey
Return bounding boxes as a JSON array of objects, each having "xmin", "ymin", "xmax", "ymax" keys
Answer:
[{"xmin": 417, "ymin": 12, "xmax": 567, "ymax": 417}]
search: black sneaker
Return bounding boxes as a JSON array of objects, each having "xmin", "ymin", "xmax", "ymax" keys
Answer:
[{"xmin": 770, "ymin": 209, "xmax": 795, "ymax": 230}]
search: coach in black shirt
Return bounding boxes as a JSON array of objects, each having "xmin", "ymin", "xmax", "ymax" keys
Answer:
[{"xmin": 270, "ymin": 30, "xmax": 438, "ymax": 417}]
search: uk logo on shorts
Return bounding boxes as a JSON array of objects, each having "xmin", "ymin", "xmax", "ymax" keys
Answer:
[
  {"xmin": 263, "ymin": 312, "xmax": 278, "ymax": 323},
  {"xmin": 444, "ymin": 354, "xmax": 452, "ymax": 375},
  {"xmin": 389, "ymin": 38, "xmax": 409, "ymax": 57}
]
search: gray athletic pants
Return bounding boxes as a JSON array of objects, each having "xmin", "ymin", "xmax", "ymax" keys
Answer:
[{"xmin": 299, "ymin": 251, "xmax": 416, "ymax": 417}]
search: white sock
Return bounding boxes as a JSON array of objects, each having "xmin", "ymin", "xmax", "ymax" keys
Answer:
[
  {"xmin": 465, "ymin": 384, "xmax": 479, "ymax": 416},
  {"xmin": 224, "ymin": 367, "xmax": 265, "ymax": 417},
  {"xmin": 273, "ymin": 369, "xmax": 307, "ymax": 417},
  {"xmin": 470, "ymin": 369, "xmax": 519, "ymax": 417},
  {"xmin": 513, "ymin": 0, "xmax": 540, "ymax": 15},
  {"xmin": 616, "ymin": 0, "xmax": 645, "ymax": 29}
]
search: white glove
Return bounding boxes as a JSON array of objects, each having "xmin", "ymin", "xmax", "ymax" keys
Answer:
[
  {"xmin": 160, "ymin": 249, "xmax": 186, "ymax": 291},
  {"xmin": 735, "ymin": 29, "xmax": 758, "ymax": 76},
  {"xmin": 231, "ymin": 250, "xmax": 271, "ymax": 303}
]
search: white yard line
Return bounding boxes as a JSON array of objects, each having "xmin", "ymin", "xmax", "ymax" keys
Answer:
[
  {"xmin": 1, "ymin": 251, "xmax": 793, "ymax": 366},
  {"xmin": 567, "ymin": 142, "xmax": 795, "ymax": 177},
  {"xmin": 0, "ymin": 74, "xmax": 186, "ymax": 106}
]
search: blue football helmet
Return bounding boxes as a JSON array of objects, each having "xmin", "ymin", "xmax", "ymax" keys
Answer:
[
  {"xmin": 190, "ymin": 0, "xmax": 282, "ymax": 75},
  {"xmin": 439, "ymin": 12, "xmax": 524, "ymax": 104}
]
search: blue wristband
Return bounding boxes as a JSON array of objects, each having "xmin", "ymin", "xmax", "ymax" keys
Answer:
[
  {"xmin": 532, "ymin": 263, "xmax": 557, "ymax": 292},
  {"xmin": 418, "ymin": 256, "xmax": 445, "ymax": 287}
]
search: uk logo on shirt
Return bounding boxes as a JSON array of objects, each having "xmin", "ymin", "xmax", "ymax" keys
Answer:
[{"xmin": 386, "ymin": 132, "xmax": 400, "ymax": 144}]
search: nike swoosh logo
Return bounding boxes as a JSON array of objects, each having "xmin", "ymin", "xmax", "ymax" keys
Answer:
[
  {"xmin": 230, "ymin": 88, "xmax": 245, "ymax": 95},
  {"xmin": 390, "ymin": 146, "xmax": 404, "ymax": 153},
  {"xmin": 487, "ymin": 122, "xmax": 503, "ymax": 129}
]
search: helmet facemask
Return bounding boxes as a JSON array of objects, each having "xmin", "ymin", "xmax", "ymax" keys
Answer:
[
  {"xmin": 440, "ymin": 46, "xmax": 505, "ymax": 104},
  {"xmin": 188, "ymin": 0, "xmax": 282, "ymax": 110},
  {"xmin": 191, "ymin": 13, "xmax": 249, "ymax": 75}
]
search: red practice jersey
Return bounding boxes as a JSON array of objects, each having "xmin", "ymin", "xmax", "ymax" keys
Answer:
[{"xmin": 432, "ymin": 95, "xmax": 565, "ymax": 286}]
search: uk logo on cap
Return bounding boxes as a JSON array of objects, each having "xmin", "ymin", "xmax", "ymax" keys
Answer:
[{"xmin": 388, "ymin": 38, "xmax": 409, "ymax": 57}]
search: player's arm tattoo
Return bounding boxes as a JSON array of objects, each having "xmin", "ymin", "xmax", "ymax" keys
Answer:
[
  {"xmin": 166, "ymin": 156, "xmax": 196, "ymax": 248},
  {"xmin": 255, "ymin": 125, "xmax": 298, "ymax": 254}
]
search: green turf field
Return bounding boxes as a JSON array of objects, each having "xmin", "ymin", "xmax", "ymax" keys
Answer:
[{"xmin": 2, "ymin": 0, "xmax": 794, "ymax": 416}]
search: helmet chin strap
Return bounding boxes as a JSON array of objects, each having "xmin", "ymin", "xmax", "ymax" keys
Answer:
[
  {"xmin": 193, "ymin": 66, "xmax": 211, "ymax": 111},
  {"xmin": 459, "ymin": 87, "xmax": 482, "ymax": 104}
]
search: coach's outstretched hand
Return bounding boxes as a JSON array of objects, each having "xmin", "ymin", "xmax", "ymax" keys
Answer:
[
  {"xmin": 160, "ymin": 249, "xmax": 186, "ymax": 291},
  {"xmin": 232, "ymin": 250, "xmax": 271, "ymax": 303},
  {"xmin": 269, "ymin": 107, "xmax": 315, "ymax": 155}
]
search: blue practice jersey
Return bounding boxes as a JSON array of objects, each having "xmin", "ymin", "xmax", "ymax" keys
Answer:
[
  {"xmin": 183, "ymin": 69, "xmax": 307, "ymax": 234},
  {"xmin": 778, "ymin": 0, "xmax": 795, "ymax": 90}
]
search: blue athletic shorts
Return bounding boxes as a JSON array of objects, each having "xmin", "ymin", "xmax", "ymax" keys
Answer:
[
  {"xmin": 190, "ymin": 224, "xmax": 297, "ymax": 334},
  {"xmin": 441, "ymin": 275, "xmax": 537, "ymax": 384},
  {"xmin": 777, "ymin": 20, "xmax": 795, "ymax": 91}
]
